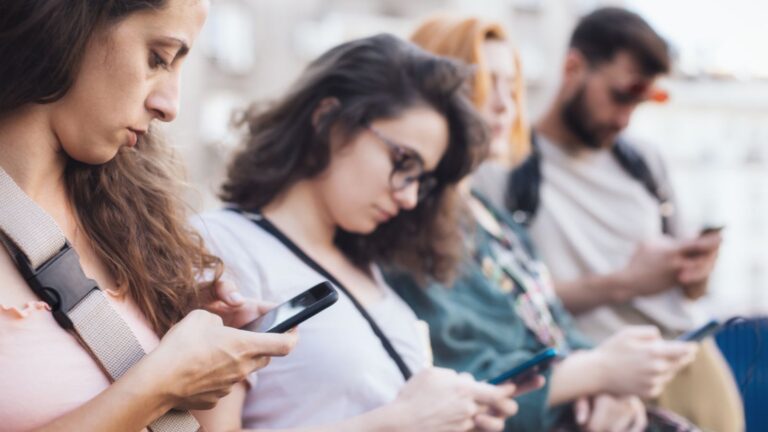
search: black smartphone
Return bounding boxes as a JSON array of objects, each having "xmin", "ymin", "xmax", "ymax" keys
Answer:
[
  {"xmin": 241, "ymin": 281, "xmax": 338, "ymax": 333},
  {"xmin": 677, "ymin": 319, "xmax": 724, "ymax": 342},
  {"xmin": 488, "ymin": 348, "xmax": 559, "ymax": 385},
  {"xmin": 700, "ymin": 225, "xmax": 725, "ymax": 236}
]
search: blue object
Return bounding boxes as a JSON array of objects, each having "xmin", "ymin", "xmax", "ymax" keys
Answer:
[{"xmin": 715, "ymin": 317, "xmax": 768, "ymax": 432}]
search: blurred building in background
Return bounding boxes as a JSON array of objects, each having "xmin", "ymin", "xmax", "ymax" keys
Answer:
[{"xmin": 166, "ymin": 0, "xmax": 768, "ymax": 317}]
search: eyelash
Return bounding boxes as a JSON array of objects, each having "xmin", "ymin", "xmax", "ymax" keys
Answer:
[{"xmin": 150, "ymin": 51, "xmax": 170, "ymax": 70}]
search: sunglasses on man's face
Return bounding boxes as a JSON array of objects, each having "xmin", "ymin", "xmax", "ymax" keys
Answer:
[{"xmin": 366, "ymin": 126, "xmax": 438, "ymax": 202}]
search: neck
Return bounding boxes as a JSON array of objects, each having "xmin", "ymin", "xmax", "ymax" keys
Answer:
[
  {"xmin": 262, "ymin": 180, "xmax": 337, "ymax": 251},
  {"xmin": 536, "ymin": 98, "xmax": 589, "ymax": 155},
  {"xmin": 0, "ymin": 105, "xmax": 68, "ymax": 203},
  {"xmin": 463, "ymin": 187, "xmax": 503, "ymax": 238}
]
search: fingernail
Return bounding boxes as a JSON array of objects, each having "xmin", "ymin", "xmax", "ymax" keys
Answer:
[
  {"xmin": 227, "ymin": 291, "xmax": 244, "ymax": 304},
  {"xmin": 577, "ymin": 409, "xmax": 586, "ymax": 423}
]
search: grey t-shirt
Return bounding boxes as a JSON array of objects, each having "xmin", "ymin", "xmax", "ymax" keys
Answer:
[{"xmin": 473, "ymin": 137, "xmax": 701, "ymax": 341}]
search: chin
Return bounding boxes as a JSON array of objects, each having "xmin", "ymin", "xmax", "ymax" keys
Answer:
[
  {"xmin": 82, "ymin": 150, "xmax": 122, "ymax": 165},
  {"xmin": 339, "ymin": 219, "xmax": 379, "ymax": 235},
  {"xmin": 62, "ymin": 141, "xmax": 122, "ymax": 166}
]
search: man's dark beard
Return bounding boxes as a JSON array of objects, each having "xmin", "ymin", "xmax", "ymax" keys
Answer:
[{"xmin": 560, "ymin": 84, "xmax": 603, "ymax": 149}]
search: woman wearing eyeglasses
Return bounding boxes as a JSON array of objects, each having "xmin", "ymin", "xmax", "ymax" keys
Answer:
[{"xmin": 191, "ymin": 34, "xmax": 530, "ymax": 431}]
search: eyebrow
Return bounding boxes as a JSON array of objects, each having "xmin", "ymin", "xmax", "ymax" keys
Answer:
[
  {"xmin": 155, "ymin": 36, "xmax": 190, "ymax": 60},
  {"xmin": 369, "ymin": 126, "xmax": 428, "ymax": 167}
]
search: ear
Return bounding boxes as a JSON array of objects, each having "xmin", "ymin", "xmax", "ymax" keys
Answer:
[
  {"xmin": 563, "ymin": 49, "xmax": 588, "ymax": 84},
  {"xmin": 311, "ymin": 97, "xmax": 341, "ymax": 130}
]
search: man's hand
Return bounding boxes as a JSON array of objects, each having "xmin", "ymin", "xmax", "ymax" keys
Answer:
[
  {"xmin": 615, "ymin": 237, "xmax": 684, "ymax": 301},
  {"xmin": 677, "ymin": 232, "xmax": 722, "ymax": 299}
]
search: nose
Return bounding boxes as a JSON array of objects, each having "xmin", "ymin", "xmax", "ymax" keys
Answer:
[
  {"xmin": 145, "ymin": 74, "xmax": 180, "ymax": 122},
  {"xmin": 393, "ymin": 181, "xmax": 419, "ymax": 211},
  {"xmin": 491, "ymin": 84, "xmax": 511, "ymax": 115}
]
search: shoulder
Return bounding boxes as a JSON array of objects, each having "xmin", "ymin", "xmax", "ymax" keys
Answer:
[
  {"xmin": 620, "ymin": 136, "xmax": 669, "ymax": 176},
  {"xmin": 191, "ymin": 209, "xmax": 269, "ymax": 258},
  {"xmin": 190, "ymin": 209, "xmax": 275, "ymax": 298}
]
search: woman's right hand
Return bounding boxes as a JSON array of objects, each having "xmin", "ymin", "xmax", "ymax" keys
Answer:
[
  {"xmin": 143, "ymin": 309, "xmax": 297, "ymax": 410},
  {"xmin": 574, "ymin": 394, "xmax": 647, "ymax": 432},
  {"xmin": 390, "ymin": 367, "xmax": 519, "ymax": 432},
  {"xmin": 593, "ymin": 326, "xmax": 696, "ymax": 398}
]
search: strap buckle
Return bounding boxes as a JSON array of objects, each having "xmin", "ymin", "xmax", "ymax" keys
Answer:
[{"xmin": 15, "ymin": 242, "xmax": 99, "ymax": 329}]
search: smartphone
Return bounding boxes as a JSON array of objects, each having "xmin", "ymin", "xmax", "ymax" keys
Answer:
[
  {"xmin": 700, "ymin": 225, "xmax": 725, "ymax": 236},
  {"xmin": 488, "ymin": 348, "xmax": 559, "ymax": 385},
  {"xmin": 677, "ymin": 319, "xmax": 724, "ymax": 342},
  {"xmin": 241, "ymin": 281, "xmax": 338, "ymax": 333}
]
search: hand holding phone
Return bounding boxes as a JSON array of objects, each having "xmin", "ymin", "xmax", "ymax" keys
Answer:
[
  {"xmin": 241, "ymin": 281, "xmax": 338, "ymax": 333},
  {"xmin": 488, "ymin": 348, "xmax": 559, "ymax": 385}
]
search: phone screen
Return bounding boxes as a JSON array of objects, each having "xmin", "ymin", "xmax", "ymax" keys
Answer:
[
  {"xmin": 700, "ymin": 225, "xmax": 725, "ymax": 236},
  {"xmin": 242, "ymin": 282, "xmax": 337, "ymax": 333},
  {"xmin": 488, "ymin": 348, "xmax": 559, "ymax": 385},
  {"xmin": 677, "ymin": 319, "xmax": 723, "ymax": 342}
]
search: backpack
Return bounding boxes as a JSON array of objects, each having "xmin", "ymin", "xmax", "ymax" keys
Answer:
[{"xmin": 506, "ymin": 131, "xmax": 673, "ymax": 234}]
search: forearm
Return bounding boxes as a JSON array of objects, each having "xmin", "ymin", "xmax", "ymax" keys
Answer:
[
  {"xmin": 246, "ymin": 402, "xmax": 402, "ymax": 432},
  {"xmin": 33, "ymin": 357, "xmax": 171, "ymax": 432},
  {"xmin": 196, "ymin": 382, "xmax": 247, "ymax": 432},
  {"xmin": 554, "ymin": 271, "xmax": 628, "ymax": 314},
  {"xmin": 547, "ymin": 350, "xmax": 605, "ymax": 406}
]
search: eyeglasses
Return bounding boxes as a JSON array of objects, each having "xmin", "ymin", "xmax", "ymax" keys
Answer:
[{"xmin": 366, "ymin": 126, "xmax": 438, "ymax": 202}]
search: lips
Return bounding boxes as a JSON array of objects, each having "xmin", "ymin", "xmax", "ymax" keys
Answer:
[
  {"xmin": 127, "ymin": 128, "xmax": 147, "ymax": 147},
  {"xmin": 373, "ymin": 205, "xmax": 397, "ymax": 222}
]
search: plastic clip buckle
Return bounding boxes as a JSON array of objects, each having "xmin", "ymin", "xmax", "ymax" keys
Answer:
[{"xmin": 16, "ymin": 243, "xmax": 99, "ymax": 329}]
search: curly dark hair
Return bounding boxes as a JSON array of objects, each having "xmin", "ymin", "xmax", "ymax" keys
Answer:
[{"xmin": 221, "ymin": 34, "xmax": 489, "ymax": 283}]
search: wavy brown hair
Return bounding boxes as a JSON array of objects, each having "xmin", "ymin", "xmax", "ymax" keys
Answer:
[
  {"xmin": 221, "ymin": 34, "xmax": 488, "ymax": 283},
  {"xmin": 1, "ymin": 0, "xmax": 221, "ymax": 335}
]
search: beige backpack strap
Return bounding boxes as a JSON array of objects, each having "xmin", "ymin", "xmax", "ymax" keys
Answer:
[{"xmin": 0, "ymin": 167, "xmax": 200, "ymax": 432}]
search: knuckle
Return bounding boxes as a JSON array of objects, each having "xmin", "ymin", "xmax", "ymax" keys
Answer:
[{"xmin": 276, "ymin": 339, "xmax": 294, "ymax": 356}]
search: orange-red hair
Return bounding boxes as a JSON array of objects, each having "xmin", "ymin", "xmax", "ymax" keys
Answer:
[{"xmin": 411, "ymin": 15, "xmax": 530, "ymax": 165}]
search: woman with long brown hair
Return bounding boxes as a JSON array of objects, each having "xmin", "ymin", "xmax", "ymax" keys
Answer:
[
  {"xmin": 0, "ymin": 1, "xmax": 295, "ymax": 430},
  {"xmin": 193, "ymin": 34, "xmax": 524, "ymax": 431}
]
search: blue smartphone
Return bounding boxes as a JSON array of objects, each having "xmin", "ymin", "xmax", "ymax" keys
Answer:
[
  {"xmin": 488, "ymin": 348, "xmax": 559, "ymax": 385},
  {"xmin": 241, "ymin": 281, "xmax": 338, "ymax": 333},
  {"xmin": 677, "ymin": 319, "xmax": 724, "ymax": 342}
]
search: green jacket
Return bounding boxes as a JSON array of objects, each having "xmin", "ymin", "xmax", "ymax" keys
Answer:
[{"xmin": 385, "ymin": 194, "xmax": 593, "ymax": 431}]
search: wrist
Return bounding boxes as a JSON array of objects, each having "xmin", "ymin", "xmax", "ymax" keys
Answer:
[
  {"xmin": 548, "ymin": 350, "xmax": 606, "ymax": 405},
  {"xmin": 608, "ymin": 270, "xmax": 633, "ymax": 304},
  {"xmin": 129, "ymin": 351, "xmax": 177, "ymax": 413},
  {"xmin": 368, "ymin": 401, "xmax": 410, "ymax": 432},
  {"xmin": 579, "ymin": 349, "xmax": 610, "ymax": 394}
]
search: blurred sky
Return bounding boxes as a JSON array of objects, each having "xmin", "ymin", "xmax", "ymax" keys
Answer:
[{"xmin": 627, "ymin": 0, "xmax": 768, "ymax": 79}]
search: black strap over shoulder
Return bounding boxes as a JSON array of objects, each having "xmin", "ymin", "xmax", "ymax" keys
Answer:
[
  {"xmin": 612, "ymin": 139, "xmax": 672, "ymax": 234},
  {"xmin": 505, "ymin": 133, "xmax": 543, "ymax": 226},
  {"xmin": 506, "ymin": 131, "xmax": 672, "ymax": 234},
  {"xmin": 229, "ymin": 208, "xmax": 413, "ymax": 381}
]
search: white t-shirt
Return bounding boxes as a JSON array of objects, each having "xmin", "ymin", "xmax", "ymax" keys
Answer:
[
  {"xmin": 528, "ymin": 135, "xmax": 701, "ymax": 341},
  {"xmin": 191, "ymin": 209, "xmax": 429, "ymax": 429}
]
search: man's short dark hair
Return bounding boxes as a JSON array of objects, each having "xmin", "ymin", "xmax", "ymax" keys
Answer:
[{"xmin": 569, "ymin": 7, "xmax": 670, "ymax": 76}]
